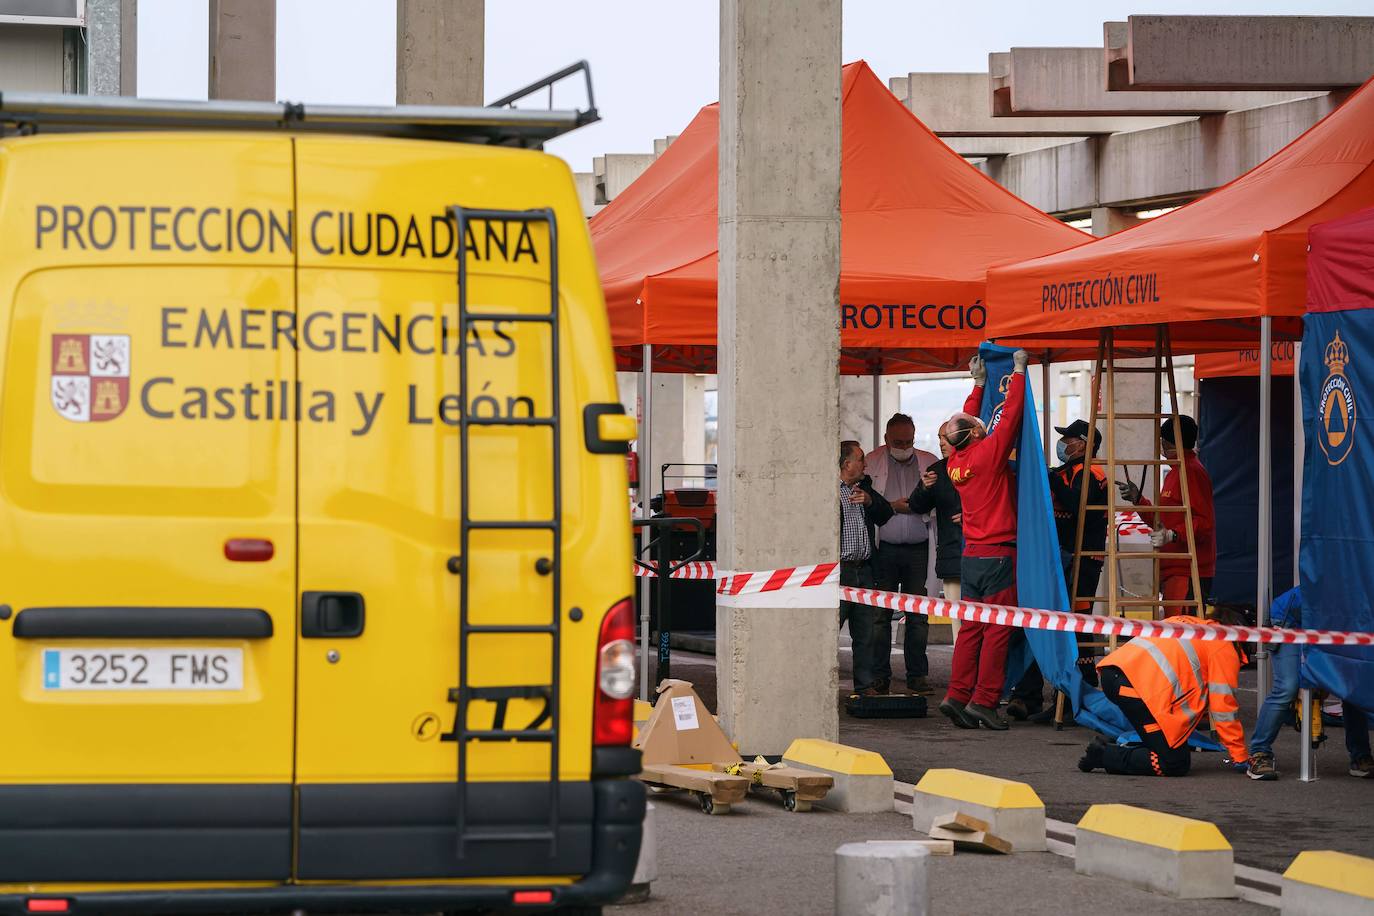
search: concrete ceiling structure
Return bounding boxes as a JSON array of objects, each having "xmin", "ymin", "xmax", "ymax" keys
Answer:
[
  {"xmin": 892, "ymin": 15, "xmax": 1374, "ymax": 227},
  {"xmin": 900, "ymin": 71, "xmax": 1187, "ymax": 136},
  {"xmin": 989, "ymin": 47, "xmax": 1317, "ymax": 116},
  {"xmin": 1105, "ymin": 15, "xmax": 1374, "ymax": 91}
]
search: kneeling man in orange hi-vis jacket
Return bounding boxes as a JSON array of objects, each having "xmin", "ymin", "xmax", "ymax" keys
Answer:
[{"xmin": 1077, "ymin": 611, "xmax": 1249, "ymax": 777}]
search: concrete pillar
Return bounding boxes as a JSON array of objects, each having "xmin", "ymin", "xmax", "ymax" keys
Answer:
[
  {"xmin": 1091, "ymin": 206, "xmax": 1141, "ymax": 238},
  {"xmin": 717, "ymin": 0, "xmax": 842, "ymax": 754},
  {"xmin": 651, "ymin": 374, "xmax": 707, "ymax": 490},
  {"xmin": 87, "ymin": 0, "xmax": 135, "ymax": 96},
  {"xmin": 396, "ymin": 0, "xmax": 483, "ymax": 106},
  {"xmin": 840, "ymin": 376, "xmax": 876, "ymax": 449},
  {"xmin": 209, "ymin": 0, "xmax": 275, "ymax": 101}
]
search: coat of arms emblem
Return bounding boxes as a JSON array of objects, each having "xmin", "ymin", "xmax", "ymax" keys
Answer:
[{"xmin": 51, "ymin": 333, "xmax": 131, "ymax": 422}]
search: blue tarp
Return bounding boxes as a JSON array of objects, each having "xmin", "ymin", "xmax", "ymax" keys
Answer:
[
  {"xmin": 976, "ymin": 344, "xmax": 1132, "ymax": 737},
  {"xmin": 1299, "ymin": 312, "xmax": 1374, "ymax": 712}
]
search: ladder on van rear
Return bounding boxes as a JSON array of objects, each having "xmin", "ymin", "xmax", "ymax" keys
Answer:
[{"xmin": 448, "ymin": 206, "xmax": 562, "ymax": 857}]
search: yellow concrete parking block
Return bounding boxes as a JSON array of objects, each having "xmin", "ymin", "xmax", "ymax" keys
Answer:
[
  {"xmin": 1077, "ymin": 804, "xmax": 1231, "ymax": 852},
  {"xmin": 782, "ymin": 739, "xmax": 893, "ymax": 813},
  {"xmin": 1283, "ymin": 850, "xmax": 1374, "ymax": 916},
  {"xmin": 910, "ymin": 769, "xmax": 1045, "ymax": 852},
  {"xmin": 783, "ymin": 739, "xmax": 893, "ymax": 777},
  {"xmin": 1075, "ymin": 804, "xmax": 1233, "ymax": 899},
  {"xmin": 914, "ymin": 769, "xmax": 1042, "ymax": 810}
]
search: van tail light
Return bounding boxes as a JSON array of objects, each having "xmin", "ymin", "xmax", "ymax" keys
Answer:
[
  {"xmin": 594, "ymin": 597, "xmax": 636, "ymax": 746},
  {"xmin": 25, "ymin": 900, "xmax": 70, "ymax": 914},
  {"xmin": 511, "ymin": 889, "xmax": 555, "ymax": 905}
]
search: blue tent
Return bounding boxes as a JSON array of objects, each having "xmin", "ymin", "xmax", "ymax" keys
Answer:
[{"xmin": 1299, "ymin": 208, "xmax": 1374, "ymax": 712}]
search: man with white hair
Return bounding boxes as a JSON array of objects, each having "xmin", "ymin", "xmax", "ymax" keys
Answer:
[{"xmin": 866, "ymin": 413, "xmax": 939, "ymax": 695}]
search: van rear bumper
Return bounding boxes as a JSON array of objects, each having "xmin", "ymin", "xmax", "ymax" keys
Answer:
[{"xmin": 0, "ymin": 777, "xmax": 645, "ymax": 915}]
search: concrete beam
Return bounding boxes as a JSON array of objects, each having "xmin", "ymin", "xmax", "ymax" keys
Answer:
[
  {"xmin": 903, "ymin": 73, "xmax": 1188, "ymax": 137},
  {"xmin": 396, "ymin": 0, "xmax": 483, "ymax": 106},
  {"xmin": 942, "ymin": 136, "xmax": 1085, "ymax": 158},
  {"xmin": 209, "ymin": 0, "xmax": 275, "ymax": 102},
  {"xmin": 1106, "ymin": 15, "xmax": 1374, "ymax": 91},
  {"xmin": 991, "ymin": 47, "xmax": 1316, "ymax": 116},
  {"xmin": 977, "ymin": 91, "xmax": 1344, "ymax": 215}
]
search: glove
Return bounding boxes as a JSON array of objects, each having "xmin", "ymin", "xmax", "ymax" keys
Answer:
[
  {"xmin": 969, "ymin": 355, "xmax": 987, "ymax": 385},
  {"xmin": 1012, "ymin": 349, "xmax": 1030, "ymax": 372},
  {"xmin": 1222, "ymin": 756, "xmax": 1249, "ymax": 772},
  {"xmin": 1149, "ymin": 528, "xmax": 1177, "ymax": 548},
  {"xmin": 1116, "ymin": 480, "xmax": 1141, "ymax": 503}
]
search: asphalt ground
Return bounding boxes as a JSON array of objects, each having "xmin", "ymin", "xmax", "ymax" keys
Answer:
[
  {"xmin": 646, "ymin": 629, "xmax": 1374, "ymax": 875},
  {"xmin": 608, "ymin": 791, "xmax": 1268, "ymax": 916}
]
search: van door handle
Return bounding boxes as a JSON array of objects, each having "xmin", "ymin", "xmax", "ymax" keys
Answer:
[{"xmin": 301, "ymin": 592, "xmax": 365, "ymax": 638}]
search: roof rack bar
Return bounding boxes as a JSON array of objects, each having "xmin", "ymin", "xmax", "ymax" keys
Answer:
[
  {"xmin": 488, "ymin": 60, "xmax": 599, "ymax": 127},
  {"xmin": 0, "ymin": 60, "xmax": 600, "ymax": 147}
]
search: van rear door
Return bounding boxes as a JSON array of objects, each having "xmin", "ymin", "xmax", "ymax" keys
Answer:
[
  {"xmin": 0, "ymin": 136, "xmax": 297, "ymax": 885},
  {"xmin": 291, "ymin": 138, "xmax": 587, "ymax": 880}
]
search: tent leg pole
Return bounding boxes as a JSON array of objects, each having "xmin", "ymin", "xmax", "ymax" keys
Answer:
[
  {"xmin": 1042, "ymin": 351, "xmax": 1052, "ymax": 461},
  {"xmin": 639, "ymin": 345, "xmax": 654, "ymax": 701},
  {"xmin": 1293, "ymin": 341, "xmax": 1303, "ymax": 588},
  {"xmin": 872, "ymin": 371, "xmax": 881, "ymax": 450},
  {"xmin": 1300, "ymin": 687, "xmax": 1317, "ymax": 782},
  {"xmin": 1257, "ymin": 318, "xmax": 1273, "ymax": 709}
]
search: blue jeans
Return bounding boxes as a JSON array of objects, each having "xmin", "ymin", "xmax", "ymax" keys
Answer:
[
  {"xmin": 1343, "ymin": 701, "xmax": 1372, "ymax": 763},
  {"xmin": 1249, "ymin": 643, "xmax": 1300, "ymax": 757},
  {"xmin": 1249, "ymin": 643, "xmax": 1374, "ymax": 763}
]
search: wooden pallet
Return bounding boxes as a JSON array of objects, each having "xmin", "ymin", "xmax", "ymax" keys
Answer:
[
  {"xmin": 638, "ymin": 763, "xmax": 749, "ymax": 815},
  {"xmin": 719, "ymin": 762, "xmax": 834, "ymax": 812}
]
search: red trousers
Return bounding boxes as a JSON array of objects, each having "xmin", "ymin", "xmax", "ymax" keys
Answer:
[{"xmin": 948, "ymin": 550, "xmax": 1017, "ymax": 708}]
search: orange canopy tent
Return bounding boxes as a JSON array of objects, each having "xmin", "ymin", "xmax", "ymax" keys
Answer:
[
  {"xmin": 984, "ymin": 77, "xmax": 1374, "ymax": 352},
  {"xmin": 1194, "ymin": 344, "xmax": 1296, "ymax": 380},
  {"xmin": 591, "ymin": 61, "xmax": 1087, "ymax": 375}
]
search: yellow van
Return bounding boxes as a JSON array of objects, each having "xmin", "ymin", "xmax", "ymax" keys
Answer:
[{"xmin": 0, "ymin": 69, "xmax": 642, "ymax": 915}]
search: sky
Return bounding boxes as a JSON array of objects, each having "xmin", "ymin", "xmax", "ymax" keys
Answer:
[{"xmin": 138, "ymin": 0, "xmax": 1374, "ymax": 173}]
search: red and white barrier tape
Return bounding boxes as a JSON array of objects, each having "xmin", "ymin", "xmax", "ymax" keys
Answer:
[
  {"xmin": 841, "ymin": 586, "xmax": 1374, "ymax": 647},
  {"xmin": 631, "ymin": 559, "xmax": 1372, "ymax": 645},
  {"xmin": 1115, "ymin": 511, "xmax": 1154, "ymax": 537},
  {"xmin": 716, "ymin": 563, "xmax": 840, "ymax": 596},
  {"xmin": 634, "ymin": 561, "xmax": 717, "ymax": 580}
]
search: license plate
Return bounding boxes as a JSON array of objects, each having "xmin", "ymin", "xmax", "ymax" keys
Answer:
[{"xmin": 42, "ymin": 648, "xmax": 244, "ymax": 691}]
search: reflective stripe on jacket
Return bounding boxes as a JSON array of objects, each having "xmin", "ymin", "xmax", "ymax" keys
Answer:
[{"xmin": 1099, "ymin": 615, "xmax": 1246, "ymax": 761}]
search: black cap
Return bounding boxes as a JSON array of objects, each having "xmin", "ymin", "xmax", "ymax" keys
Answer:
[
  {"xmin": 1054, "ymin": 420, "xmax": 1094, "ymax": 440},
  {"xmin": 1160, "ymin": 415, "xmax": 1199, "ymax": 449}
]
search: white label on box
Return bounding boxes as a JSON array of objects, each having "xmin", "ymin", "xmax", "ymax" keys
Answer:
[{"xmin": 671, "ymin": 696, "xmax": 699, "ymax": 730}]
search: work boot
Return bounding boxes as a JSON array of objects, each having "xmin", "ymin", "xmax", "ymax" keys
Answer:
[
  {"xmin": 1006, "ymin": 698, "xmax": 1035, "ymax": 721},
  {"xmin": 907, "ymin": 676, "xmax": 933, "ymax": 696},
  {"xmin": 963, "ymin": 702, "xmax": 1009, "ymax": 731},
  {"xmin": 1078, "ymin": 737, "xmax": 1109, "ymax": 773},
  {"xmin": 1030, "ymin": 705, "xmax": 1075, "ymax": 727},
  {"xmin": 938, "ymin": 697, "xmax": 979, "ymax": 729},
  {"xmin": 872, "ymin": 679, "xmax": 891, "ymax": 695},
  {"xmin": 1349, "ymin": 755, "xmax": 1374, "ymax": 778},
  {"xmin": 1247, "ymin": 752, "xmax": 1278, "ymax": 781}
]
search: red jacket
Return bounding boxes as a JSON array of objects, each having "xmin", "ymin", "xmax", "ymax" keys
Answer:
[
  {"xmin": 947, "ymin": 373, "xmax": 1025, "ymax": 550},
  {"xmin": 1138, "ymin": 450, "xmax": 1216, "ymax": 578}
]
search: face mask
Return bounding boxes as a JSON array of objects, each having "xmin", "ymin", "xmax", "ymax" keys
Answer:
[
  {"xmin": 889, "ymin": 447, "xmax": 914, "ymax": 462},
  {"xmin": 1055, "ymin": 440, "xmax": 1070, "ymax": 463}
]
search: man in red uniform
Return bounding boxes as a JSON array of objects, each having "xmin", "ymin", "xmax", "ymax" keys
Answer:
[
  {"xmin": 1116, "ymin": 416, "xmax": 1216, "ymax": 606},
  {"xmin": 937, "ymin": 349, "xmax": 1029, "ymax": 731}
]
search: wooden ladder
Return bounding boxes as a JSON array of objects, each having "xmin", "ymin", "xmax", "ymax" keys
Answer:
[{"xmin": 1052, "ymin": 326, "xmax": 1205, "ymax": 727}]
